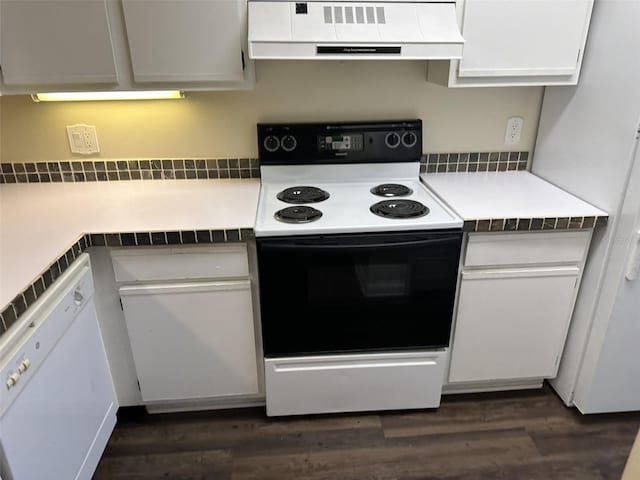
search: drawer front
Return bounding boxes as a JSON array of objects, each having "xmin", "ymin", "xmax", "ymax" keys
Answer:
[
  {"xmin": 112, "ymin": 245, "xmax": 249, "ymax": 282},
  {"xmin": 265, "ymin": 351, "xmax": 446, "ymax": 416},
  {"xmin": 464, "ymin": 231, "xmax": 591, "ymax": 267}
]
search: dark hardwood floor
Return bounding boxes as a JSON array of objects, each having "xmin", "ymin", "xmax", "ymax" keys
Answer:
[{"xmin": 94, "ymin": 385, "xmax": 640, "ymax": 480}]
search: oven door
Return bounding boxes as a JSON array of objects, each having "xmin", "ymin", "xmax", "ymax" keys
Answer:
[{"xmin": 257, "ymin": 230, "xmax": 462, "ymax": 357}]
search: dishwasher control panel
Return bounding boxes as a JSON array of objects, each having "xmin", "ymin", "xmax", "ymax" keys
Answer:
[{"xmin": 0, "ymin": 260, "xmax": 94, "ymax": 415}]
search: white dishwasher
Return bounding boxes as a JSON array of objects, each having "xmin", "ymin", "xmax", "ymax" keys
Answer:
[{"xmin": 0, "ymin": 254, "xmax": 117, "ymax": 480}]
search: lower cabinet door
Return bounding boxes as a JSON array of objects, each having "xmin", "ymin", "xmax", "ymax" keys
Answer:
[
  {"xmin": 119, "ymin": 280, "xmax": 259, "ymax": 402},
  {"xmin": 449, "ymin": 266, "xmax": 580, "ymax": 383}
]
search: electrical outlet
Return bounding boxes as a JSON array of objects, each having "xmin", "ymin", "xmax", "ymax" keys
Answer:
[
  {"xmin": 66, "ymin": 124, "xmax": 100, "ymax": 155},
  {"xmin": 504, "ymin": 117, "xmax": 523, "ymax": 145}
]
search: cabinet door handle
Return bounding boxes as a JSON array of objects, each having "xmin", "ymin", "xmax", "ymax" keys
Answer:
[{"xmin": 625, "ymin": 229, "xmax": 640, "ymax": 281}]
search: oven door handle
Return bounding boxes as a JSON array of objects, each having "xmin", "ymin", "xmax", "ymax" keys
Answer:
[{"xmin": 261, "ymin": 236, "xmax": 461, "ymax": 251}]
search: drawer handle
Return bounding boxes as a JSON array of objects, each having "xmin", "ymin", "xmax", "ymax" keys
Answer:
[{"xmin": 275, "ymin": 359, "xmax": 437, "ymax": 372}]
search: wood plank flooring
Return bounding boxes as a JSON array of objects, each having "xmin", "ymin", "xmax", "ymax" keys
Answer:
[{"xmin": 94, "ymin": 385, "xmax": 640, "ymax": 480}]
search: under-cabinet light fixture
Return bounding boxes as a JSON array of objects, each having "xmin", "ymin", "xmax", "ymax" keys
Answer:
[{"xmin": 31, "ymin": 90, "xmax": 185, "ymax": 102}]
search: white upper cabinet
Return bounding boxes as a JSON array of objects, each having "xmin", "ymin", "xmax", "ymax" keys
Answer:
[
  {"xmin": 0, "ymin": 0, "xmax": 118, "ymax": 86},
  {"xmin": 122, "ymin": 0, "xmax": 244, "ymax": 83},
  {"xmin": 0, "ymin": 0, "xmax": 254, "ymax": 93},
  {"xmin": 428, "ymin": 0, "xmax": 594, "ymax": 87}
]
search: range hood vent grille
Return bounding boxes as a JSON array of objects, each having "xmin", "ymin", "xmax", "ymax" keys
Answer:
[{"xmin": 323, "ymin": 5, "xmax": 387, "ymax": 25}]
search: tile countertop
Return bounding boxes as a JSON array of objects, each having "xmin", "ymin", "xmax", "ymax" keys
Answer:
[
  {"xmin": 0, "ymin": 179, "xmax": 260, "ymax": 309},
  {"xmin": 421, "ymin": 171, "xmax": 608, "ymax": 230}
]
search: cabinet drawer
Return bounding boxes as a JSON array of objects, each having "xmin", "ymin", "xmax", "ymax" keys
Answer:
[
  {"xmin": 265, "ymin": 351, "xmax": 446, "ymax": 416},
  {"xmin": 464, "ymin": 231, "xmax": 591, "ymax": 267},
  {"xmin": 112, "ymin": 245, "xmax": 249, "ymax": 282}
]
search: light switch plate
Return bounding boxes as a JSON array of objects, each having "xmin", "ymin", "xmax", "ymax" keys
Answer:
[{"xmin": 66, "ymin": 124, "xmax": 100, "ymax": 155}]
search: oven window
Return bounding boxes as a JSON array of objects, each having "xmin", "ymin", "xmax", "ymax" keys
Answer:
[{"xmin": 257, "ymin": 230, "xmax": 462, "ymax": 357}]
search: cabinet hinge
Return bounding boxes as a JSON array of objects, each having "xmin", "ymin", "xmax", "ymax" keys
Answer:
[
  {"xmin": 119, "ymin": 297, "xmax": 123, "ymax": 311},
  {"xmin": 241, "ymin": 50, "xmax": 246, "ymax": 71},
  {"xmin": 137, "ymin": 380, "xmax": 141, "ymax": 391},
  {"xmin": 636, "ymin": 123, "xmax": 640, "ymax": 140}
]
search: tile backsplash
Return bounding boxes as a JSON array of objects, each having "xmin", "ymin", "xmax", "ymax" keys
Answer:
[
  {"xmin": 0, "ymin": 158, "xmax": 260, "ymax": 183},
  {"xmin": 1, "ymin": 151, "xmax": 529, "ymax": 184},
  {"xmin": 421, "ymin": 151, "xmax": 529, "ymax": 174}
]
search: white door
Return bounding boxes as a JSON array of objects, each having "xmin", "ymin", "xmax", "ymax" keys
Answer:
[
  {"xmin": 120, "ymin": 280, "xmax": 259, "ymax": 403},
  {"xmin": 459, "ymin": 0, "xmax": 591, "ymax": 77},
  {"xmin": 0, "ymin": 0, "xmax": 118, "ymax": 86},
  {"xmin": 573, "ymin": 133, "xmax": 640, "ymax": 413},
  {"xmin": 121, "ymin": 0, "xmax": 244, "ymax": 83},
  {"xmin": 449, "ymin": 266, "xmax": 580, "ymax": 383}
]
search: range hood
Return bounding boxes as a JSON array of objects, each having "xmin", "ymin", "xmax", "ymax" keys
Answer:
[{"xmin": 248, "ymin": 0, "xmax": 465, "ymax": 60}]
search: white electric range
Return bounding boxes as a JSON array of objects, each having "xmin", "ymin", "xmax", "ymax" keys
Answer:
[{"xmin": 254, "ymin": 120, "xmax": 463, "ymax": 416}]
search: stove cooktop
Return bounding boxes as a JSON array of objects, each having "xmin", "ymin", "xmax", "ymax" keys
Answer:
[
  {"xmin": 254, "ymin": 120, "xmax": 463, "ymax": 237},
  {"xmin": 255, "ymin": 166, "xmax": 462, "ymax": 237}
]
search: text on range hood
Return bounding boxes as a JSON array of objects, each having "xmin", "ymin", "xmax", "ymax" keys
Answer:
[{"xmin": 248, "ymin": 1, "xmax": 465, "ymax": 60}]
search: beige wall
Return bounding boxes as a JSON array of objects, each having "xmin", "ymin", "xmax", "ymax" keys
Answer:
[{"xmin": 0, "ymin": 61, "xmax": 543, "ymax": 163}]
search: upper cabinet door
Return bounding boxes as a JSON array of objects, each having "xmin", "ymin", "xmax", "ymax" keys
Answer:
[
  {"xmin": 458, "ymin": 0, "xmax": 592, "ymax": 78},
  {"xmin": 0, "ymin": 0, "xmax": 118, "ymax": 86},
  {"xmin": 428, "ymin": 0, "xmax": 594, "ymax": 87},
  {"xmin": 122, "ymin": 0, "xmax": 244, "ymax": 83}
]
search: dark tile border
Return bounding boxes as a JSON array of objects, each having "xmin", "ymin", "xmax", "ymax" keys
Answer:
[
  {"xmin": 0, "ymin": 228, "xmax": 255, "ymax": 337},
  {"xmin": 0, "ymin": 158, "xmax": 261, "ymax": 184},
  {"xmin": 2, "ymin": 152, "xmax": 527, "ymax": 183},
  {"xmin": 420, "ymin": 151, "xmax": 529, "ymax": 174},
  {"xmin": 463, "ymin": 215, "xmax": 607, "ymax": 233},
  {"xmin": 84, "ymin": 228, "xmax": 254, "ymax": 248}
]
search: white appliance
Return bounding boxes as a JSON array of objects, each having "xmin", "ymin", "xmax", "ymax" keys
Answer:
[
  {"xmin": 0, "ymin": 254, "xmax": 117, "ymax": 479},
  {"xmin": 255, "ymin": 120, "xmax": 463, "ymax": 416},
  {"xmin": 533, "ymin": 0, "xmax": 640, "ymax": 413},
  {"xmin": 248, "ymin": 0, "xmax": 464, "ymax": 60}
]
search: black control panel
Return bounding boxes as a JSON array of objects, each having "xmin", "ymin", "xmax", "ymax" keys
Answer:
[{"xmin": 257, "ymin": 120, "xmax": 422, "ymax": 166}]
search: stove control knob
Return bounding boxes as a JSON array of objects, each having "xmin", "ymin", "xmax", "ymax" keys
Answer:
[
  {"xmin": 18, "ymin": 359, "xmax": 31, "ymax": 374},
  {"xmin": 6, "ymin": 372, "xmax": 20, "ymax": 389},
  {"xmin": 385, "ymin": 132, "xmax": 400, "ymax": 149},
  {"xmin": 263, "ymin": 135, "xmax": 280, "ymax": 152},
  {"xmin": 281, "ymin": 135, "xmax": 297, "ymax": 152},
  {"xmin": 402, "ymin": 131, "xmax": 418, "ymax": 148}
]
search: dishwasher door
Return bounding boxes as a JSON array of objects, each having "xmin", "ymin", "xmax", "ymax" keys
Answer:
[{"xmin": 0, "ymin": 257, "xmax": 117, "ymax": 480}]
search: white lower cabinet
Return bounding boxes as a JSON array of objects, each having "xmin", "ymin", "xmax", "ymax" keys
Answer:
[
  {"xmin": 449, "ymin": 267, "xmax": 579, "ymax": 383},
  {"xmin": 112, "ymin": 245, "xmax": 260, "ymax": 408},
  {"xmin": 120, "ymin": 280, "xmax": 258, "ymax": 403},
  {"xmin": 447, "ymin": 231, "xmax": 591, "ymax": 389}
]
